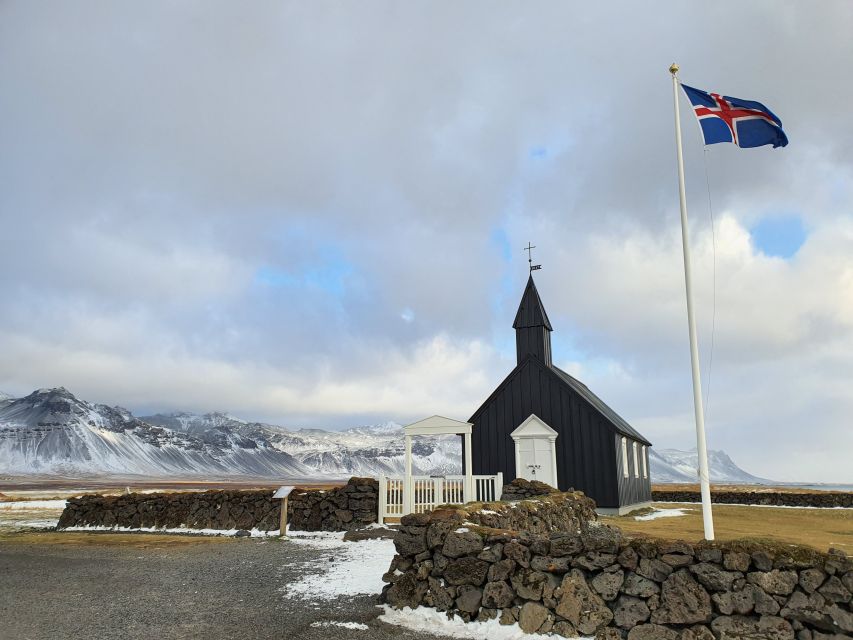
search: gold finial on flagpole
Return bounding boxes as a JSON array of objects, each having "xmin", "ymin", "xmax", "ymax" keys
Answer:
[{"xmin": 669, "ymin": 63, "xmax": 680, "ymax": 75}]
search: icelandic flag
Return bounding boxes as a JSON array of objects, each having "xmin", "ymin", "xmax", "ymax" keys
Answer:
[{"xmin": 681, "ymin": 84, "xmax": 788, "ymax": 149}]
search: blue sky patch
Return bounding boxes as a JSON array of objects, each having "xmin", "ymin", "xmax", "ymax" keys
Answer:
[
  {"xmin": 254, "ymin": 247, "xmax": 353, "ymax": 297},
  {"xmin": 750, "ymin": 215, "xmax": 807, "ymax": 259},
  {"xmin": 490, "ymin": 226, "xmax": 512, "ymax": 262}
]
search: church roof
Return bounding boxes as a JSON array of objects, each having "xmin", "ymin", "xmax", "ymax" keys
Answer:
[
  {"xmin": 513, "ymin": 275, "xmax": 553, "ymax": 330},
  {"xmin": 550, "ymin": 365, "xmax": 651, "ymax": 446},
  {"xmin": 469, "ymin": 355, "xmax": 651, "ymax": 446}
]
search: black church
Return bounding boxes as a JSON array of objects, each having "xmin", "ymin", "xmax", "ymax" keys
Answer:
[{"xmin": 468, "ymin": 275, "xmax": 653, "ymax": 514}]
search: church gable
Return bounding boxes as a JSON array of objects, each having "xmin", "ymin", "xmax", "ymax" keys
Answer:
[
  {"xmin": 510, "ymin": 413, "xmax": 559, "ymax": 439},
  {"xmin": 469, "ymin": 354, "xmax": 625, "ymax": 443},
  {"xmin": 469, "ymin": 353, "xmax": 621, "ymax": 505}
]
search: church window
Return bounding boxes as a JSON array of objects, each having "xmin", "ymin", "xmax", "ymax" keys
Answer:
[
  {"xmin": 632, "ymin": 442, "xmax": 640, "ymax": 478},
  {"xmin": 642, "ymin": 446, "xmax": 648, "ymax": 478},
  {"xmin": 621, "ymin": 437, "xmax": 628, "ymax": 478}
]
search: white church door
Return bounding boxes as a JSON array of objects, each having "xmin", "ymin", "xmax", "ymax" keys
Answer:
[{"xmin": 510, "ymin": 414, "xmax": 559, "ymax": 488}]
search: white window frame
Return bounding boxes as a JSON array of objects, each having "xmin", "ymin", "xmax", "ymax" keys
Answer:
[
  {"xmin": 642, "ymin": 445, "xmax": 648, "ymax": 479},
  {"xmin": 632, "ymin": 441, "xmax": 640, "ymax": 478},
  {"xmin": 621, "ymin": 437, "xmax": 629, "ymax": 478}
]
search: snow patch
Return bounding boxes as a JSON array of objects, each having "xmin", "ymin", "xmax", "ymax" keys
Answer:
[
  {"xmin": 0, "ymin": 500, "xmax": 67, "ymax": 510},
  {"xmin": 634, "ymin": 507, "xmax": 690, "ymax": 521},
  {"xmin": 282, "ymin": 531, "xmax": 396, "ymax": 601},
  {"xmin": 310, "ymin": 621, "xmax": 369, "ymax": 630},
  {"xmin": 62, "ymin": 525, "xmax": 279, "ymax": 537},
  {"xmin": 378, "ymin": 605, "xmax": 589, "ymax": 639}
]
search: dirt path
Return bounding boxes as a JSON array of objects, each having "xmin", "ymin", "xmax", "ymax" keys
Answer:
[{"xmin": 0, "ymin": 533, "xmax": 437, "ymax": 640}]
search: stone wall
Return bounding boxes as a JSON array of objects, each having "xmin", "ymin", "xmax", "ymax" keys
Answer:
[
  {"xmin": 651, "ymin": 489, "xmax": 853, "ymax": 509},
  {"xmin": 57, "ymin": 477, "xmax": 379, "ymax": 532},
  {"xmin": 288, "ymin": 477, "xmax": 378, "ymax": 531},
  {"xmin": 381, "ymin": 495, "xmax": 853, "ymax": 639},
  {"xmin": 500, "ymin": 478, "xmax": 561, "ymax": 501}
]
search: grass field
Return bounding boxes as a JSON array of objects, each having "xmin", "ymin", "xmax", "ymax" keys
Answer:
[
  {"xmin": 651, "ymin": 483, "xmax": 850, "ymax": 495},
  {"xmin": 0, "ymin": 530, "xmax": 236, "ymax": 547},
  {"xmin": 601, "ymin": 502, "xmax": 853, "ymax": 553}
]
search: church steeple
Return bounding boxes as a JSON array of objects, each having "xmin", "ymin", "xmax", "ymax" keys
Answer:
[{"xmin": 513, "ymin": 275, "xmax": 553, "ymax": 366}]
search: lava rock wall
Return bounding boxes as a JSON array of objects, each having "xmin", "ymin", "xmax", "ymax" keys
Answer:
[
  {"xmin": 651, "ymin": 489, "xmax": 852, "ymax": 509},
  {"xmin": 381, "ymin": 495, "xmax": 853, "ymax": 639},
  {"xmin": 500, "ymin": 478, "xmax": 561, "ymax": 501},
  {"xmin": 57, "ymin": 477, "xmax": 379, "ymax": 532},
  {"xmin": 288, "ymin": 477, "xmax": 378, "ymax": 531}
]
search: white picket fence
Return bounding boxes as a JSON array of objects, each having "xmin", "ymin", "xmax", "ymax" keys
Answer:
[{"xmin": 378, "ymin": 473, "xmax": 503, "ymax": 521}]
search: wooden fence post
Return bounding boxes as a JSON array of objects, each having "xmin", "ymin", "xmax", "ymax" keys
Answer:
[{"xmin": 378, "ymin": 475, "xmax": 387, "ymax": 524}]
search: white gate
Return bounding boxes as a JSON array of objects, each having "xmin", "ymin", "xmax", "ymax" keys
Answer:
[{"xmin": 379, "ymin": 473, "xmax": 503, "ymax": 521}]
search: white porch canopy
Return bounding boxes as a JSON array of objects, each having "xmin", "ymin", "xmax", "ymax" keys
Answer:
[{"xmin": 403, "ymin": 415, "xmax": 474, "ymax": 514}]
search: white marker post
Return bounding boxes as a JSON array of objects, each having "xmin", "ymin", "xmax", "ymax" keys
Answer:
[
  {"xmin": 274, "ymin": 486, "xmax": 295, "ymax": 537},
  {"xmin": 669, "ymin": 63, "xmax": 715, "ymax": 541}
]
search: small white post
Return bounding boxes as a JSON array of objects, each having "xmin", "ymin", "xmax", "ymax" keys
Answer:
[
  {"xmin": 550, "ymin": 436, "xmax": 559, "ymax": 490},
  {"xmin": 279, "ymin": 496, "xmax": 288, "ymax": 537},
  {"xmin": 404, "ymin": 434, "xmax": 413, "ymax": 515},
  {"xmin": 495, "ymin": 472, "xmax": 504, "ymax": 501},
  {"xmin": 463, "ymin": 431, "xmax": 473, "ymax": 503},
  {"xmin": 670, "ymin": 63, "xmax": 715, "ymax": 541},
  {"xmin": 378, "ymin": 475, "xmax": 387, "ymax": 524}
]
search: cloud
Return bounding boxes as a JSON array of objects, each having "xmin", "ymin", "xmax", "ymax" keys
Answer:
[
  {"xmin": 0, "ymin": 327, "xmax": 502, "ymax": 428},
  {"xmin": 520, "ymin": 213, "xmax": 853, "ymax": 480},
  {"xmin": 1, "ymin": 1, "xmax": 852, "ymax": 481}
]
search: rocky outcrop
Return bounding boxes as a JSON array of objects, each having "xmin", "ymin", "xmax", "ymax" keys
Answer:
[
  {"xmin": 57, "ymin": 477, "xmax": 379, "ymax": 532},
  {"xmin": 500, "ymin": 478, "xmax": 561, "ymax": 501},
  {"xmin": 381, "ymin": 493, "xmax": 853, "ymax": 638},
  {"xmin": 651, "ymin": 489, "xmax": 853, "ymax": 509}
]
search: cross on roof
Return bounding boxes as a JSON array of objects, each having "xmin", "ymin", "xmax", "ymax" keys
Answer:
[{"xmin": 524, "ymin": 242, "xmax": 542, "ymax": 273}]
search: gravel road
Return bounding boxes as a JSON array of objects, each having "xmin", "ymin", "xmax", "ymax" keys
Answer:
[{"xmin": 0, "ymin": 533, "xmax": 444, "ymax": 640}]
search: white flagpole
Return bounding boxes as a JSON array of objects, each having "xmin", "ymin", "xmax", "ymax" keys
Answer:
[{"xmin": 669, "ymin": 63, "xmax": 715, "ymax": 541}]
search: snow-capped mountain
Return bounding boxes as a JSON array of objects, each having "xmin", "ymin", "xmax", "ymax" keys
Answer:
[
  {"xmin": 0, "ymin": 388, "xmax": 768, "ymax": 483},
  {"xmin": 649, "ymin": 448, "xmax": 770, "ymax": 484},
  {"xmin": 0, "ymin": 388, "xmax": 309, "ymax": 477},
  {"xmin": 0, "ymin": 391, "xmax": 14, "ymax": 407},
  {"xmin": 140, "ymin": 412, "xmax": 462, "ymax": 477},
  {"xmin": 0, "ymin": 388, "xmax": 461, "ymax": 478}
]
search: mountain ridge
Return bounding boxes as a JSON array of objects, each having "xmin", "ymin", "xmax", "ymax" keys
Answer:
[{"xmin": 0, "ymin": 388, "xmax": 770, "ymax": 483}]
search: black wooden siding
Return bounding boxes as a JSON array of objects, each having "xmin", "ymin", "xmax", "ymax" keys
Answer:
[
  {"xmin": 515, "ymin": 326, "xmax": 553, "ymax": 366},
  {"xmin": 614, "ymin": 433, "xmax": 653, "ymax": 507},
  {"xmin": 468, "ymin": 357, "xmax": 625, "ymax": 508}
]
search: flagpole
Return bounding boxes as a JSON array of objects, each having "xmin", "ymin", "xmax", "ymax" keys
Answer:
[{"xmin": 669, "ymin": 63, "xmax": 715, "ymax": 541}]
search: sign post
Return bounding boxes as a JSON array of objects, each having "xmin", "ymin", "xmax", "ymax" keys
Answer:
[{"xmin": 273, "ymin": 486, "xmax": 295, "ymax": 537}]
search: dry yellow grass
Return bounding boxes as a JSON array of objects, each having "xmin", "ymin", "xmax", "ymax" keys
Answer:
[
  {"xmin": 601, "ymin": 503, "xmax": 853, "ymax": 554},
  {"xmin": 652, "ymin": 483, "xmax": 849, "ymax": 495},
  {"xmin": 0, "ymin": 479, "xmax": 347, "ymax": 498},
  {"xmin": 0, "ymin": 530, "xmax": 238, "ymax": 548}
]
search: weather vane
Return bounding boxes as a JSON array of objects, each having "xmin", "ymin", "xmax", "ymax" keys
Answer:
[{"xmin": 524, "ymin": 242, "xmax": 542, "ymax": 273}]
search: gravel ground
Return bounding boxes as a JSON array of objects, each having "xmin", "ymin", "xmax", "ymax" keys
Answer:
[{"xmin": 0, "ymin": 533, "xmax": 446, "ymax": 640}]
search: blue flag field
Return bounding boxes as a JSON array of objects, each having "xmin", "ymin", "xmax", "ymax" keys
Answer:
[{"xmin": 682, "ymin": 84, "xmax": 788, "ymax": 148}]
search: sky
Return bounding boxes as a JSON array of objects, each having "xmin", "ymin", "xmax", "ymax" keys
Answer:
[{"xmin": 1, "ymin": 2, "xmax": 852, "ymax": 483}]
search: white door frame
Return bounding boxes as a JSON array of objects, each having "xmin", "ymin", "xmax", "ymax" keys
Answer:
[{"xmin": 510, "ymin": 413, "xmax": 559, "ymax": 487}]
